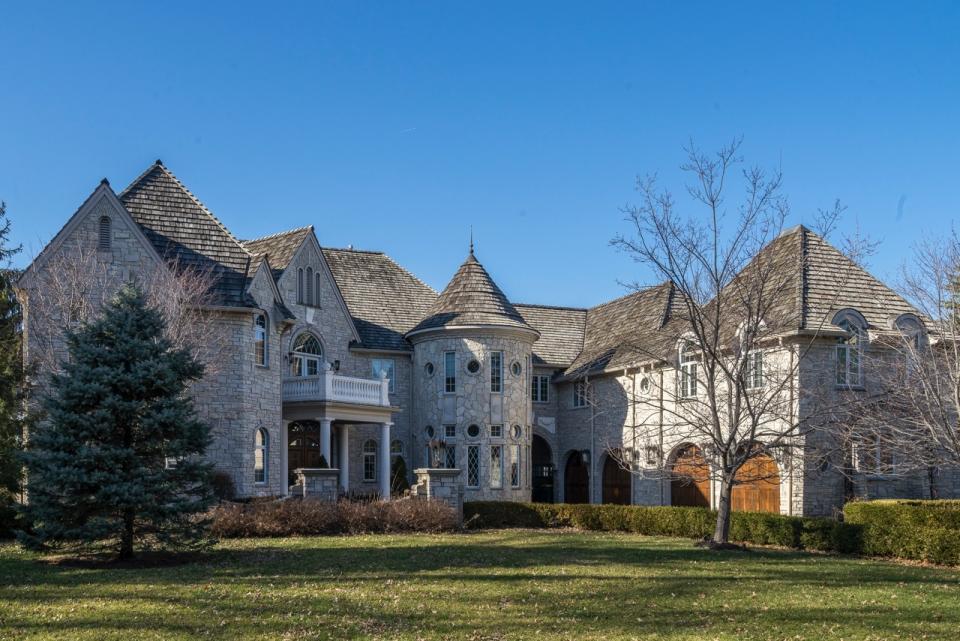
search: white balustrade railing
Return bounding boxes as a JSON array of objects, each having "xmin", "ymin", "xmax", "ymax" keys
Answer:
[{"xmin": 283, "ymin": 368, "xmax": 390, "ymax": 407}]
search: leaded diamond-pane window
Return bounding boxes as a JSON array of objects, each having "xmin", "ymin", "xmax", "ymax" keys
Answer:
[
  {"xmin": 490, "ymin": 445, "xmax": 503, "ymax": 488},
  {"xmin": 467, "ymin": 445, "xmax": 480, "ymax": 487}
]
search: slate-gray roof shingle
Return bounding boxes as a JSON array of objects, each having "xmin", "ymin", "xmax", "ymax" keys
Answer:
[
  {"xmin": 242, "ymin": 226, "xmax": 314, "ymax": 280},
  {"xmin": 322, "ymin": 248, "xmax": 438, "ymax": 352},
  {"xmin": 407, "ymin": 251, "xmax": 537, "ymax": 337},
  {"xmin": 119, "ymin": 161, "xmax": 253, "ymax": 307},
  {"xmin": 514, "ymin": 304, "xmax": 587, "ymax": 367}
]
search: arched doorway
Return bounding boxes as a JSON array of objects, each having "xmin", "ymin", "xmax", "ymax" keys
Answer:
[
  {"xmin": 531, "ymin": 435, "xmax": 555, "ymax": 503},
  {"xmin": 670, "ymin": 444, "xmax": 710, "ymax": 507},
  {"xmin": 288, "ymin": 420, "xmax": 323, "ymax": 485},
  {"xmin": 732, "ymin": 453, "xmax": 780, "ymax": 513},
  {"xmin": 564, "ymin": 451, "xmax": 589, "ymax": 504},
  {"xmin": 602, "ymin": 452, "xmax": 631, "ymax": 504}
]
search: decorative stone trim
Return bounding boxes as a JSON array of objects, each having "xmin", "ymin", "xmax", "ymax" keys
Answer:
[
  {"xmin": 295, "ymin": 467, "xmax": 340, "ymax": 502},
  {"xmin": 410, "ymin": 468, "xmax": 464, "ymax": 524}
]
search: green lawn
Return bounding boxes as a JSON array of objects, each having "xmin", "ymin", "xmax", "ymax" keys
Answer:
[{"xmin": 1, "ymin": 531, "xmax": 959, "ymax": 640}]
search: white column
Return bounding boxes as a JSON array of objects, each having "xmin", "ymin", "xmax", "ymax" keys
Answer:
[
  {"xmin": 281, "ymin": 421, "xmax": 290, "ymax": 496},
  {"xmin": 379, "ymin": 422, "xmax": 392, "ymax": 500},
  {"xmin": 338, "ymin": 424, "xmax": 350, "ymax": 494},
  {"xmin": 320, "ymin": 418, "xmax": 332, "ymax": 467}
]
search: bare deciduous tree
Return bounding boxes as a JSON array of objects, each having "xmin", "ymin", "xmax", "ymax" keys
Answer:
[
  {"xmin": 21, "ymin": 247, "xmax": 226, "ymax": 384},
  {"xmin": 607, "ymin": 139, "xmax": 869, "ymax": 546}
]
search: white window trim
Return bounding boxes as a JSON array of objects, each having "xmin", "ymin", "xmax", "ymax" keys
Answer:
[
  {"xmin": 254, "ymin": 313, "xmax": 268, "ymax": 367},
  {"xmin": 444, "ymin": 351, "xmax": 457, "ymax": 394},
  {"xmin": 532, "ymin": 375, "xmax": 550, "ymax": 403},
  {"xmin": 467, "ymin": 445, "xmax": 480, "ymax": 488},
  {"xmin": 510, "ymin": 443, "xmax": 521, "ymax": 488},
  {"xmin": 490, "ymin": 444, "xmax": 503, "ymax": 489},
  {"xmin": 363, "ymin": 439, "xmax": 377, "ymax": 482},
  {"xmin": 573, "ymin": 381, "xmax": 588, "ymax": 408},
  {"xmin": 254, "ymin": 428, "xmax": 269, "ymax": 485},
  {"xmin": 490, "ymin": 351, "xmax": 504, "ymax": 393}
]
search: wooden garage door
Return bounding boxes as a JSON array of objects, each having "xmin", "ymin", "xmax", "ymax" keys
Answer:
[
  {"xmin": 731, "ymin": 454, "xmax": 780, "ymax": 513},
  {"xmin": 564, "ymin": 453, "xmax": 589, "ymax": 504},
  {"xmin": 671, "ymin": 444, "xmax": 710, "ymax": 508},
  {"xmin": 602, "ymin": 455, "xmax": 631, "ymax": 505}
]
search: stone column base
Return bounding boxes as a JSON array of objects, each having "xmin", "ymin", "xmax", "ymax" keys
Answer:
[
  {"xmin": 295, "ymin": 468, "xmax": 340, "ymax": 502},
  {"xmin": 410, "ymin": 468, "xmax": 464, "ymax": 524}
]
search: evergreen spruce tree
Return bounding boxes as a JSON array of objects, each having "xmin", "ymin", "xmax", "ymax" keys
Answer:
[
  {"xmin": 20, "ymin": 283, "xmax": 214, "ymax": 559},
  {"xmin": 0, "ymin": 201, "xmax": 24, "ymax": 534}
]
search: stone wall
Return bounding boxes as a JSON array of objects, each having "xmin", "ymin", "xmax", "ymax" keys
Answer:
[{"xmin": 411, "ymin": 331, "xmax": 534, "ymax": 501}]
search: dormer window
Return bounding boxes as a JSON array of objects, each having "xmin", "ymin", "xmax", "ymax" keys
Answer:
[
  {"xmin": 98, "ymin": 215, "xmax": 111, "ymax": 251},
  {"xmin": 834, "ymin": 310, "xmax": 867, "ymax": 387}
]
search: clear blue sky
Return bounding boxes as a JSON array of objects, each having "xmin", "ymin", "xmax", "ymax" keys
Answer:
[{"xmin": 2, "ymin": 2, "xmax": 958, "ymax": 308}]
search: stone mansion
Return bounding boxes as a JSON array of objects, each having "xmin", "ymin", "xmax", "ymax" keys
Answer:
[{"xmin": 16, "ymin": 161, "xmax": 960, "ymax": 516}]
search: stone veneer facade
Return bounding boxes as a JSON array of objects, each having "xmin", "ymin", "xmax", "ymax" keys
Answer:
[{"xmin": 16, "ymin": 162, "xmax": 960, "ymax": 517}]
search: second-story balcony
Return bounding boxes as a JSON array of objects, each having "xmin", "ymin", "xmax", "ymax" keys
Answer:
[{"xmin": 282, "ymin": 368, "xmax": 392, "ymax": 408}]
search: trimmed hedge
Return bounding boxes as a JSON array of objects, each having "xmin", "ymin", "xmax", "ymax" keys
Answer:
[
  {"xmin": 844, "ymin": 500, "xmax": 960, "ymax": 565},
  {"xmin": 464, "ymin": 502, "xmax": 861, "ymax": 553}
]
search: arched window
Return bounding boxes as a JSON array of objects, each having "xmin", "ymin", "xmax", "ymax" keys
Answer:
[
  {"xmin": 834, "ymin": 310, "xmax": 867, "ymax": 386},
  {"xmin": 315, "ymin": 272, "xmax": 322, "ymax": 307},
  {"xmin": 895, "ymin": 314, "xmax": 926, "ymax": 380},
  {"xmin": 98, "ymin": 215, "xmax": 112, "ymax": 251},
  {"xmin": 254, "ymin": 313, "xmax": 267, "ymax": 366},
  {"xmin": 290, "ymin": 333, "xmax": 323, "ymax": 377},
  {"xmin": 297, "ymin": 268, "xmax": 304, "ymax": 304},
  {"xmin": 679, "ymin": 341, "xmax": 699, "ymax": 398},
  {"xmin": 363, "ymin": 439, "xmax": 377, "ymax": 481},
  {"xmin": 306, "ymin": 267, "xmax": 314, "ymax": 306},
  {"xmin": 254, "ymin": 428, "xmax": 269, "ymax": 484}
]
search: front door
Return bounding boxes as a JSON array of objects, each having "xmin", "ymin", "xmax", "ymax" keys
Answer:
[{"xmin": 288, "ymin": 421, "xmax": 323, "ymax": 485}]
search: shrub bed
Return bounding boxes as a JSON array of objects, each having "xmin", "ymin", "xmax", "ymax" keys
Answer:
[
  {"xmin": 464, "ymin": 502, "xmax": 861, "ymax": 553},
  {"xmin": 844, "ymin": 500, "xmax": 960, "ymax": 565},
  {"xmin": 210, "ymin": 497, "xmax": 458, "ymax": 538}
]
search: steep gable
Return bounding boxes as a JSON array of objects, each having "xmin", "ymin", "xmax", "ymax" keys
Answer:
[
  {"xmin": 118, "ymin": 161, "xmax": 252, "ymax": 307},
  {"xmin": 242, "ymin": 226, "xmax": 314, "ymax": 281}
]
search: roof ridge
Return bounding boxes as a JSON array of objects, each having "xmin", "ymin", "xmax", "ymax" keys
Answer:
[
  {"xmin": 513, "ymin": 302, "xmax": 589, "ymax": 312},
  {"xmin": 587, "ymin": 281, "xmax": 671, "ymax": 313},
  {"xmin": 121, "ymin": 160, "xmax": 252, "ymax": 258},
  {"xmin": 243, "ymin": 225, "xmax": 314, "ymax": 244},
  {"xmin": 321, "ymin": 246, "xmax": 384, "ymax": 256}
]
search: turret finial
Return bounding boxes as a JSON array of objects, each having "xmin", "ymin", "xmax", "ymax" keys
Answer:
[{"xmin": 469, "ymin": 226, "xmax": 474, "ymax": 256}]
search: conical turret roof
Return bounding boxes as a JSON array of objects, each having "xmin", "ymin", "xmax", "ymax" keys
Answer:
[{"xmin": 406, "ymin": 249, "xmax": 538, "ymax": 338}]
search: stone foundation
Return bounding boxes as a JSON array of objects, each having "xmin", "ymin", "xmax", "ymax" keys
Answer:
[
  {"xmin": 411, "ymin": 468, "xmax": 464, "ymax": 523},
  {"xmin": 295, "ymin": 467, "xmax": 340, "ymax": 502}
]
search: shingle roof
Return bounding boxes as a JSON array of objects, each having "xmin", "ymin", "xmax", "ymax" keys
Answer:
[
  {"xmin": 514, "ymin": 304, "xmax": 587, "ymax": 367},
  {"xmin": 242, "ymin": 226, "xmax": 314, "ymax": 280},
  {"xmin": 564, "ymin": 282, "xmax": 678, "ymax": 377},
  {"xmin": 796, "ymin": 226, "xmax": 917, "ymax": 331},
  {"xmin": 119, "ymin": 161, "xmax": 252, "ymax": 307},
  {"xmin": 407, "ymin": 251, "xmax": 537, "ymax": 337},
  {"xmin": 322, "ymin": 248, "xmax": 437, "ymax": 352}
]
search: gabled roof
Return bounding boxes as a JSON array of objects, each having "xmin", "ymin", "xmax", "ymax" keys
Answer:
[
  {"xmin": 564, "ymin": 282, "xmax": 678, "ymax": 377},
  {"xmin": 242, "ymin": 226, "xmax": 314, "ymax": 280},
  {"xmin": 119, "ymin": 161, "xmax": 253, "ymax": 307},
  {"xmin": 407, "ymin": 250, "xmax": 537, "ymax": 338},
  {"xmin": 323, "ymin": 247, "xmax": 437, "ymax": 352},
  {"xmin": 514, "ymin": 304, "xmax": 587, "ymax": 367}
]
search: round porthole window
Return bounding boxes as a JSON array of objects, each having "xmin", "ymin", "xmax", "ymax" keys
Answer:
[
  {"xmin": 425, "ymin": 362, "xmax": 435, "ymax": 376},
  {"xmin": 511, "ymin": 424, "xmax": 522, "ymax": 440},
  {"xmin": 467, "ymin": 424, "xmax": 480, "ymax": 438},
  {"xmin": 425, "ymin": 425, "xmax": 435, "ymax": 438},
  {"xmin": 640, "ymin": 377, "xmax": 651, "ymax": 394},
  {"xmin": 511, "ymin": 361, "xmax": 522, "ymax": 376},
  {"xmin": 466, "ymin": 359, "xmax": 481, "ymax": 374}
]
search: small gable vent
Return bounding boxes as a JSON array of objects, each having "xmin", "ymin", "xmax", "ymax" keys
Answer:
[{"xmin": 98, "ymin": 216, "xmax": 112, "ymax": 251}]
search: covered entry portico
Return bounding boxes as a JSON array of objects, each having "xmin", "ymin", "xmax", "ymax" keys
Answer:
[{"xmin": 282, "ymin": 364, "xmax": 398, "ymax": 499}]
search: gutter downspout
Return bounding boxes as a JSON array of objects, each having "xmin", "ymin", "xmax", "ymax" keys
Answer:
[{"xmin": 659, "ymin": 368, "xmax": 665, "ymax": 506}]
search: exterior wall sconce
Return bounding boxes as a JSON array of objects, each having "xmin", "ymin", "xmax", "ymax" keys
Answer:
[
  {"xmin": 580, "ymin": 449, "xmax": 591, "ymax": 466},
  {"xmin": 333, "ymin": 360, "xmax": 341, "ymax": 371}
]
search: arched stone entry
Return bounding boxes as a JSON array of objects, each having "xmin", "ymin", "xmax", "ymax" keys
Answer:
[
  {"xmin": 532, "ymin": 435, "xmax": 555, "ymax": 503},
  {"xmin": 670, "ymin": 444, "xmax": 710, "ymax": 508},
  {"xmin": 601, "ymin": 452, "xmax": 631, "ymax": 504},
  {"xmin": 732, "ymin": 453, "xmax": 780, "ymax": 513},
  {"xmin": 288, "ymin": 420, "xmax": 323, "ymax": 485},
  {"xmin": 564, "ymin": 451, "xmax": 589, "ymax": 504}
]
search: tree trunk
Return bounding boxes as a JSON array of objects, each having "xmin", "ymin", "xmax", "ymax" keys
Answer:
[
  {"xmin": 712, "ymin": 473, "xmax": 734, "ymax": 545},
  {"xmin": 119, "ymin": 509, "xmax": 135, "ymax": 560}
]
